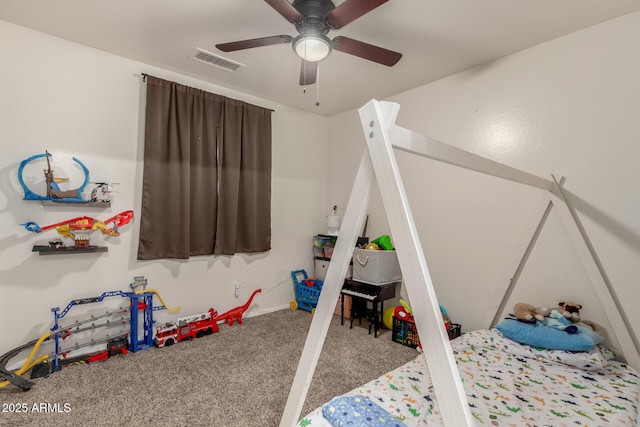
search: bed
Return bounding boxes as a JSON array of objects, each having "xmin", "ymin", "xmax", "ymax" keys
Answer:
[{"xmin": 298, "ymin": 328, "xmax": 640, "ymax": 426}]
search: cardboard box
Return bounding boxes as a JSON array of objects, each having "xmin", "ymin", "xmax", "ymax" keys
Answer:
[
  {"xmin": 334, "ymin": 294, "xmax": 352, "ymax": 319},
  {"xmin": 352, "ymin": 248, "xmax": 401, "ymax": 284}
]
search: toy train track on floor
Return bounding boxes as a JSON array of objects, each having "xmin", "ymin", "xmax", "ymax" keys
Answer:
[{"xmin": 0, "ymin": 278, "xmax": 262, "ymax": 391}]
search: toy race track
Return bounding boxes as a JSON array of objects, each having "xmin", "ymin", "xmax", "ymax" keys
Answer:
[
  {"xmin": 0, "ymin": 277, "xmax": 262, "ymax": 392},
  {"xmin": 0, "ymin": 336, "xmax": 49, "ymax": 391}
]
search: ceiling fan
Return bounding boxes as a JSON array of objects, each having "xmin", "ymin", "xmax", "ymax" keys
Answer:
[{"xmin": 215, "ymin": 0, "xmax": 402, "ymax": 86}]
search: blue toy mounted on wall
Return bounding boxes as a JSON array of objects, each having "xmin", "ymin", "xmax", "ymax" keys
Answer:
[{"xmin": 18, "ymin": 150, "xmax": 90, "ymax": 202}]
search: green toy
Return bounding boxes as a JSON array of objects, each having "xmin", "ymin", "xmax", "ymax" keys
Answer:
[{"xmin": 370, "ymin": 234, "xmax": 394, "ymax": 250}]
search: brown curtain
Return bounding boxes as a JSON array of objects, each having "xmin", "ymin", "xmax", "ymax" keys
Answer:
[{"xmin": 137, "ymin": 75, "xmax": 271, "ymax": 260}]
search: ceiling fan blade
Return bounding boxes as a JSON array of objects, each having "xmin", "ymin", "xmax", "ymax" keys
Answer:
[
  {"xmin": 332, "ymin": 36, "xmax": 402, "ymax": 66},
  {"xmin": 325, "ymin": 0, "xmax": 388, "ymax": 29},
  {"xmin": 216, "ymin": 35, "xmax": 293, "ymax": 52},
  {"xmin": 299, "ymin": 60, "xmax": 318, "ymax": 86},
  {"xmin": 264, "ymin": 0, "xmax": 304, "ymax": 24}
]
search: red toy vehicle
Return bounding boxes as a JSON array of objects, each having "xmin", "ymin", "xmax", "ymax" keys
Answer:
[
  {"xmin": 153, "ymin": 289, "xmax": 261, "ymax": 348},
  {"xmin": 153, "ymin": 308, "xmax": 219, "ymax": 347}
]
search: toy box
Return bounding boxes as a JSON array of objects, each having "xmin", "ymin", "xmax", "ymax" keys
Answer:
[
  {"xmin": 392, "ymin": 317, "xmax": 420, "ymax": 348},
  {"xmin": 448, "ymin": 323, "xmax": 461, "ymax": 340},
  {"xmin": 392, "ymin": 318, "xmax": 461, "ymax": 348},
  {"xmin": 352, "ymin": 248, "xmax": 401, "ymax": 284}
]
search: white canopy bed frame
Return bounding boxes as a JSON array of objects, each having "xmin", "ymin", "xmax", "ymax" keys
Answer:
[{"xmin": 280, "ymin": 100, "xmax": 640, "ymax": 426}]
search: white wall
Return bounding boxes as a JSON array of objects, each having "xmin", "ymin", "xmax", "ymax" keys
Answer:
[
  {"xmin": 3, "ymin": 8, "xmax": 640, "ymax": 367},
  {"xmin": 0, "ymin": 20, "xmax": 329, "ymax": 362},
  {"xmin": 328, "ymin": 11, "xmax": 640, "ymax": 357}
]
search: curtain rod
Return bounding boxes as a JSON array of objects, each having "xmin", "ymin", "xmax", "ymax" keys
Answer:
[{"xmin": 140, "ymin": 73, "xmax": 275, "ymax": 113}]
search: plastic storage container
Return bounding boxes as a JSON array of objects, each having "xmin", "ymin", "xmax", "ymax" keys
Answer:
[
  {"xmin": 392, "ymin": 317, "xmax": 420, "ymax": 348},
  {"xmin": 392, "ymin": 318, "xmax": 461, "ymax": 348},
  {"xmin": 313, "ymin": 235, "xmax": 336, "ymax": 259},
  {"xmin": 352, "ymin": 248, "xmax": 401, "ymax": 284}
]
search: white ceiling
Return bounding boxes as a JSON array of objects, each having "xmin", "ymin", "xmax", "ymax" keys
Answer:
[{"xmin": 2, "ymin": 0, "xmax": 640, "ymax": 117}]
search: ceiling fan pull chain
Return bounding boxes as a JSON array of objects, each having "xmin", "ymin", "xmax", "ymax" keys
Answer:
[{"xmin": 316, "ymin": 63, "xmax": 321, "ymax": 107}]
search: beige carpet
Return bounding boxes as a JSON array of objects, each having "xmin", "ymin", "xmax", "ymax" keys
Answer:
[{"xmin": 0, "ymin": 308, "xmax": 418, "ymax": 427}]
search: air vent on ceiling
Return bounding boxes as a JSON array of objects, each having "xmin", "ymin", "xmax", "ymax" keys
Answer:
[{"xmin": 190, "ymin": 48, "xmax": 244, "ymax": 72}]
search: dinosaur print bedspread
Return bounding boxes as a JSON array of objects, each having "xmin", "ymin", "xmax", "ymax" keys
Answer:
[{"xmin": 298, "ymin": 328, "xmax": 640, "ymax": 426}]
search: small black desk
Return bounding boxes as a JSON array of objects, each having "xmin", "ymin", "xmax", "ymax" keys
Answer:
[{"xmin": 340, "ymin": 279, "xmax": 398, "ymax": 337}]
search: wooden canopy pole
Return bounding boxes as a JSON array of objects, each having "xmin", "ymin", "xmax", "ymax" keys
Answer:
[
  {"xmin": 280, "ymin": 151, "xmax": 376, "ymax": 426},
  {"xmin": 359, "ymin": 100, "xmax": 475, "ymax": 426},
  {"xmin": 281, "ymin": 100, "xmax": 474, "ymax": 426},
  {"xmin": 550, "ymin": 176, "xmax": 640, "ymax": 369}
]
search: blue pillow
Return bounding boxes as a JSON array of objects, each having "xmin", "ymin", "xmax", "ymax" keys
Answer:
[{"xmin": 495, "ymin": 319, "xmax": 604, "ymax": 351}]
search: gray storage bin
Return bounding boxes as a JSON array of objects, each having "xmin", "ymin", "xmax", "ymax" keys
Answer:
[{"xmin": 352, "ymin": 248, "xmax": 401, "ymax": 284}]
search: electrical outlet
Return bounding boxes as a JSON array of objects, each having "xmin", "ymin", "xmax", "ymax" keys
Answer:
[{"xmin": 234, "ymin": 281, "xmax": 240, "ymax": 297}]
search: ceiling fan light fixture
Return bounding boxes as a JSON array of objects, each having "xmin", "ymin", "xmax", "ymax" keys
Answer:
[{"xmin": 293, "ymin": 34, "xmax": 331, "ymax": 62}]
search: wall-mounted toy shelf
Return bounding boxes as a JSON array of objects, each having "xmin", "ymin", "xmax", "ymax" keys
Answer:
[
  {"xmin": 41, "ymin": 201, "xmax": 111, "ymax": 208},
  {"xmin": 19, "ymin": 151, "xmax": 115, "ymax": 206},
  {"xmin": 32, "ymin": 246, "xmax": 108, "ymax": 255}
]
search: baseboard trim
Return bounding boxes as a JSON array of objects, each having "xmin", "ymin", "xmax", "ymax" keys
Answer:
[{"xmin": 246, "ymin": 304, "xmax": 291, "ymax": 319}]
